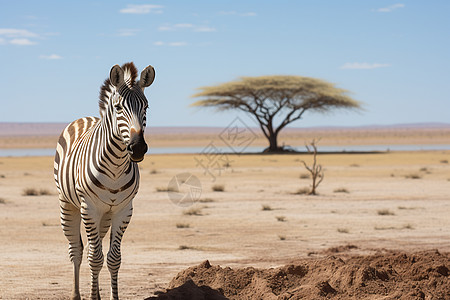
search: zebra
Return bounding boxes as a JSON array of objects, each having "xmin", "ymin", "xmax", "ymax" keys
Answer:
[{"xmin": 54, "ymin": 62, "xmax": 155, "ymax": 300}]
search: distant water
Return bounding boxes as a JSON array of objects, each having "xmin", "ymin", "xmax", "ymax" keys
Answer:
[{"xmin": 1, "ymin": 144, "xmax": 450, "ymax": 157}]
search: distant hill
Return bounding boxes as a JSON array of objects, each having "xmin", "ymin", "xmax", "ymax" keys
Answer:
[{"xmin": 0, "ymin": 122, "xmax": 449, "ymax": 136}]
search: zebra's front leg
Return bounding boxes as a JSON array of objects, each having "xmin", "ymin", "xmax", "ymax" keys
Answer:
[
  {"xmin": 81, "ymin": 201, "xmax": 105, "ymax": 300},
  {"xmin": 107, "ymin": 201, "xmax": 133, "ymax": 300}
]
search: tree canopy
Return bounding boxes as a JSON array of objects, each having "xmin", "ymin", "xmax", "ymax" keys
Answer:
[{"xmin": 192, "ymin": 75, "xmax": 362, "ymax": 152}]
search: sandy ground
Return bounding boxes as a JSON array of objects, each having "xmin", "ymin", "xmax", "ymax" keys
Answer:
[{"xmin": 0, "ymin": 150, "xmax": 449, "ymax": 299}]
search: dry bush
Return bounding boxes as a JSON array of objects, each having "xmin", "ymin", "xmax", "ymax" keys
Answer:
[
  {"xmin": 0, "ymin": 198, "xmax": 6, "ymax": 204},
  {"xmin": 405, "ymin": 174, "xmax": 422, "ymax": 179},
  {"xmin": 278, "ymin": 235, "xmax": 286, "ymax": 241},
  {"xmin": 293, "ymin": 187, "xmax": 310, "ymax": 195},
  {"xmin": 178, "ymin": 245, "xmax": 193, "ymax": 250},
  {"xmin": 38, "ymin": 189, "xmax": 52, "ymax": 196},
  {"xmin": 176, "ymin": 223, "xmax": 190, "ymax": 228},
  {"xmin": 276, "ymin": 216, "xmax": 287, "ymax": 222},
  {"xmin": 156, "ymin": 186, "xmax": 176, "ymax": 192},
  {"xmin": 23, "ymin": 188, "xmax": 39, "ymax": 196},
  {"xmin": 377, "ymin": 209, "xmax": 395, "ymax": 216},
  {"xmin": 212, "ymin": 184, "xmax": 225, "ymax": 192},
  {"xmin": 334, "ymin": 188, "xmax": 350, "ymax": 193},
  {"xmin": 337, "ymin": 228, "xmax": 349, "ymax": 233},
  {"xmin": 300, "ymin": 139, "xmax": 324, "ymax": 195},
  {"xmin": 299, "ymin": 173, "xmax": 310, "ymax": 179},
  {"xmin": 199, "ymin": 198, "xmax": 214, "ymax": 203},
  {"xmin": 261, "ymin": 205, "xmax": 272, "ymax": 211},
  {"xmin": 440, "ymin": 159, "xmax": 448, "ymax": 164},
  {"xmin": 183, "ymin": 207, "xmax": 203, "ymax": 216}
]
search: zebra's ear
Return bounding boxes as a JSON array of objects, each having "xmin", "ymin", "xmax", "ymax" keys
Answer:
[
  {"xmin": 110, "ymin": 65, "xmax": 125, "ymax": 88},
  {"xmin": 139, "ymin": 65, "xmax": 155, "ymax": 89}
]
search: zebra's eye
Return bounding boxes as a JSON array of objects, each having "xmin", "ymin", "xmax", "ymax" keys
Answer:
[{"xmin": 115, "ymin": 104, "xmax": 123, "ymax": 112}]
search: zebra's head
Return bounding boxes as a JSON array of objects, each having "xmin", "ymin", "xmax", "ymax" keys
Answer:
[{"xmin": 99, "ymin": 63, "xmax": 155, "ymax": 162}]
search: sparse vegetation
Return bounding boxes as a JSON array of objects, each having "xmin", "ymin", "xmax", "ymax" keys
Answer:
[
  {"xmin": 156, "ymin": 186, "xmax": 176, "ymax": 192},
  {"xmin": 334, "ymin": 188, "xmax": 350, "ymax": 193},
  {"xmin": 183, "ymin": 207, "xmax": 203, "ymax": 216},
  {"xmin": 22, "ymin": 188, "xmax": 51, "ymax": 196},
  {"xmin": 405, "ymin": 173, "xmax": 422, "ymax": 179},
  {"xmin": 178, "ymin": 245, "xmax": 193, "ymax": 250},
  {"xmin": 261, "ymin": 205, "xmax": 272, "ymax": 211},
  {"xmin": 337, "ymin": 228, "xmax": 349, "ymax": 233},
  {"xmin": 199, "ymin": 198, "xmax": 214, "ymax": 203},
  {"xmin": 176, "ymin": 223, "xmax": 190, "ymax": 228},
  {"xmin": 212, "ymin": 184, "xmax": 225, "ymax": 192},
  {"xmin": 300, "ymin": 139, "xmax": 324, "ymax": 195},
  {"xmin": 276, "ymin": 216, "xmax": 286, "ymax": 222},
  {"xmin": 377, "ymin": 209, "xmax": 395, "ymax": 216},
  {"xmin": 293, "ymin": 187, "xmax": 310, "ymax": 195}
]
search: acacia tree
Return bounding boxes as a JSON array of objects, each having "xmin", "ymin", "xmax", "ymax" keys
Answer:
[{"xmin": 191, "ymin": 76, "xmax": 361, "ymax": 152}]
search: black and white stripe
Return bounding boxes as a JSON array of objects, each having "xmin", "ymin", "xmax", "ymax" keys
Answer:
[{"xmin": 54, "ymin": 62, "xmax": 155, "ymax": 300}]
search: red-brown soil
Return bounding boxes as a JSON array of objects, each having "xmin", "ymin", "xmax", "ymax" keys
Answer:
[{"xmin": 148, "ymin": 249, "xmax": 449, "ymax": 300}]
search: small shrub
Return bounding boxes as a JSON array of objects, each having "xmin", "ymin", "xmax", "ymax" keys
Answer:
[
  {"xmin": 337, "ymin": 228, "xmax": 349, "ymax": 233},
  {"xmin": 440, "ymin": 160, "xmax": 448, "ymax": 164},
  {"xmin": 276, "ymin": 216, "xmax": 287, "ymax": 222},
  {"xmin": 156, "ymin": 186, "xmax": 176, "ymax": 192},
  {"xmin": 0, "ymin": 198, "xmax": 6, "ymax": 204},
  {"xmin": 261, "ymin": 205, "xmax": 272, "ymax": 211},
  {"xmin": 0, "ymin": 174, "xmax": 5, "ymax": 178},
  {"xmin": 377, "ymin": 209, "xmax": 395, "ymax": 216},
  {"xmin": 212, "ymin": 184, "xmax": 225, "ymax": 192},
  {"xmin": 293, "ymin": 187, "xmax": 310, "ymax": 195},
  {"xmin": 299, "ymin": 173, "xmax": 310, "ymax": 179},
  {"xmin": 278, "ymin": 235, "xmax": 286, "ymax": 241},
  {"xmin": 176, "ymin": 223, "xmax": 190, "ymax": 228},
  {"xmin": 405, "ymin": 174, "xmax": 422, "ymax": 179},
  {"xmin": 199, "ymin": 198, "xmax": 214, "ymax": 203},
  {"xmin": 178, "ymin": 245, "xmax": 192, "ymax": 250},
  {"xmin": 183, "ymin": 207, "xmax": 202, "ymax": 216},
  {"xmin": 23, "ymin": 188, "xmax": 39, "ymax": 196},
  {"xmin": 334, "ymin": 188, "xmax": 349, "ymax": 193},
  {"xmin": 39, "ymin": 189, "xmax": 52, "ymax": 196}
]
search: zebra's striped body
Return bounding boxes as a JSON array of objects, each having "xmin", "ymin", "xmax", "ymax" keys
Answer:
[{"xmin": 54, "ymin": 63, "xmax": 155, "ymax": 300}]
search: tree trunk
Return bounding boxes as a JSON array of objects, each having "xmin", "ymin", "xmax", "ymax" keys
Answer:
[{"xmin": 266, "ymin": 132, "xmax": 280, "ymax": 152}]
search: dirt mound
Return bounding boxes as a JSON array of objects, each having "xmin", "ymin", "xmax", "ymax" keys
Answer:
[{"xmin": 147, "ymin": 250, "xmax": 449, "ymax": 300}]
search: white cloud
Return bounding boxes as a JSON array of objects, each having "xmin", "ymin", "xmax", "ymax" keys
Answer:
[
  {"xmin": 219, "ymin": 11, "xmax": 257, "ymax": 17},
  {"xmin": 9, "ymin": 38, "xmax": 36, "ymax": 46},
  {"xmin": 0, "ymin": 28, "xmax": 38, "ymax": 38},
  {"xmin": 154, "ymin": 41, "xmax": 187, "ymax": 47},
  {"xmin": 0, "ymin": 28, "xmax": 39, "ymax": 46},
  {"xmin": 117, "ymin": 29, "xmax": 140, "ymax": 36},
  {"xmin": 120, "ymin": 4, "xmax": 163, "ymax": 14},
  {"xmin": 158, "ymin": 23, "xmax": 216, "ymax": 32},
  {"xmin": 40, "ymin": 54, "xmax": 62, "ymax": 60},
  {"xmin": 340, "ymin": 62, "xmax": 391, "ymax": 70},
  {"xmin": 375, "ymin": 3, "xmax": 405, "ymax": 12}
]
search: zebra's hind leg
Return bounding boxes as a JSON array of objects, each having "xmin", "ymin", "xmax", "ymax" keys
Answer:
[
  {"xmin": 60, "ymin": 199, "xmax": 83, "ymax": 300},
  {"xmin": 107, "ymin": 202, "xmax": 133, "ymax": 300}
]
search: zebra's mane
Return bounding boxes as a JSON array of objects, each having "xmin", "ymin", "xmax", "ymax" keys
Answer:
[{"xmin": 99, "ymin": 62, "xmax": 138, "ymax": 118}]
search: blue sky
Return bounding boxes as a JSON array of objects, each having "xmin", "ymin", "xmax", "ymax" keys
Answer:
[{"xmin": 0, "ymin": 1, "xmax": 449, "ymax": 128}]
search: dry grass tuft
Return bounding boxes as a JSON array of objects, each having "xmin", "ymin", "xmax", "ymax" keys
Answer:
[
  {"xmin": 176, "ymin": 223, "xmax": 190, "ymax": 228},
  {"xmin": 337, "ymin": 228, "xmax": 349, "ymax": 233},
  {"xmin": 334, "ymin": 188, "xmax": 350, "ymax": 193},
  {"xmin": 212, "ymin": 184, "xmax": 225, "ymax": 192},
  {"xmin": 261, "ymin": 205, "xmax": 272, "ymax": 211},
  {"xmin": 405, "ymin": 173, "xmax": 422, "ymax": 179},
  {"xmin": 377, "ymin": 209, "xmax": 395, "ymax": 216},
  {"xmin": 23, "ymin": 188, "xmax": 52, "ymax": 196},
  {"xmin": 276, "ymin": 216, "xmax": 287, "ymax": 222},
  {"xmin": 293, "ymin": 187, "xmax": 310, "ymax": 195},
  {"xmin": 156, "ymin": 186, "xmax": 176, "ymax": 192},
  {"xmin": 183, "ymin": 207, "xmax": 203, "ymax": 216},
  {"xmin": 199, "ymin": 198, "xmax": 214, "ymax": 203}
]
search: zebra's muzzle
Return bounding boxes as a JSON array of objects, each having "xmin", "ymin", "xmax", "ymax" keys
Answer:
[{"xmin": 127, "ymin": 133, "xmax": 148, "ymax": 162}]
